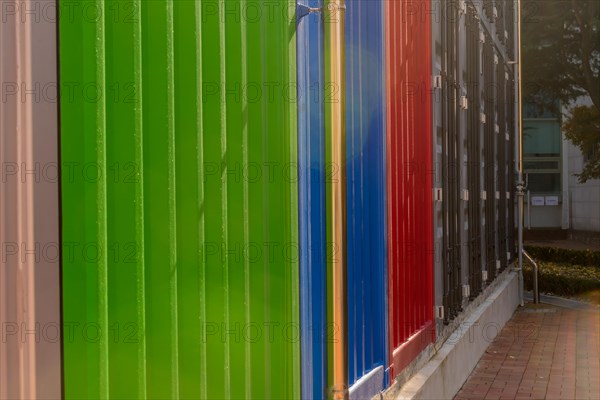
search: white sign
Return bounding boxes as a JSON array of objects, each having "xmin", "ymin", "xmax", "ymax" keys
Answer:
[
  {"xmin": 545, "ymin": 196, "xmax": 559, "ymax": 206},
  {"xmin": 531, "ymin": 196, "xmax": 545, "ymax": 206}
]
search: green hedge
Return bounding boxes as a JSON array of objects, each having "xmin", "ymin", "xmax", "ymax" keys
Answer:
[
  {"xmin": 523, "ymin": 261, "xmax": 600, "ymax": 296},
  {"xmin": 524, "ymin": 245, "xmax": 600, "ymax": 268}
]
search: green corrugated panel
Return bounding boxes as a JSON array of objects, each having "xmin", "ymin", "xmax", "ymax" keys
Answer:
[{"xmin": 60, "ymin": 1, "xmax": 299, "ymax": 398}]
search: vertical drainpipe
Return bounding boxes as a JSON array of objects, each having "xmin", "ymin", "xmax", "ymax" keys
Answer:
[
  {"xmin": 324, "ymin": 0, "xmax": 348, "ymax": 398},
  {"xmin": 516, "ymin": 0, "xmax": 525, "ymax": 307}
]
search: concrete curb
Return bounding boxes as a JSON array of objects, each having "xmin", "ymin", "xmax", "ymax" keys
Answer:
[
  {"xmin": 394, "ymin": 271, "xmax": 520, "ymax": 400},
  {"xmin": 524, "ymin": 291, "xmax": 599, "ymax": 311}
]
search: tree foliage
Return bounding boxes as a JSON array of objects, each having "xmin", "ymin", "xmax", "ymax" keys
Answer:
[
  {"xmin": 563, "ymin": 105, "xmax": 600, "ymax": 182},
  {"xmin": 522, "ymin": 0, "xmax": 600, "ymax": 181}
]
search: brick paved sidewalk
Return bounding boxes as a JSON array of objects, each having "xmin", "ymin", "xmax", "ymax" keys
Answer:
[{"xmin": 455, "ymin": 302, "xmax": 600, "ymax": 400}]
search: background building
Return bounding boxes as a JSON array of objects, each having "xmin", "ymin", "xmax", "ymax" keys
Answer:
[{"xmin": 523, "ymin": 97, "xmax": 600, "ymax": 234}]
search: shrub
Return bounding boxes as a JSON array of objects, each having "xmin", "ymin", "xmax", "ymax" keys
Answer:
[
  {"xmin": 523, "ymin": 261, "xmax": 600, "ymax": 296},
  {"xmin": 524, "ymin": 245, "xmax": 600, "ymax": 268}
]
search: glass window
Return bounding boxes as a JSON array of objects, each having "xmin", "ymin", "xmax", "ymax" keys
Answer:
[
  {"xmin": 526, "ymin": 172, "xmax": 561, "ymax": 193},
  {"xmin": 523, "ymin": 120, "xmax": 561, "ymax": 157},
  {"xmin": 523, "ymin": 160, "xmax": 560, "ymax": 170},
  {"xmin": 523, "ymin": 99, "xmax": 560, "ymax": 118}
]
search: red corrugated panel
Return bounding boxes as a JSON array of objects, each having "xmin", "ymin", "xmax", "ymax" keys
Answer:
[{"xmin": 386, "ymin": 0, "xmax": 434, "ymax": 379}]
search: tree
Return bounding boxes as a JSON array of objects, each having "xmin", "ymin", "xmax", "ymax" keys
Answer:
[
  {"xmin": 563, "ymin": 105, "xmax": 600, "ymax": 182},
  {"xmin": 522, "ymin": 0, "xmax": 600, "ymax": 182}
]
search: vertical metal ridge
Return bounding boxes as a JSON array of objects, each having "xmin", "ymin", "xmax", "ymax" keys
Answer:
[
  {"xmin": 260, "ymin": 10, "xmax": 271, "ymax": 398},
  {"xmin": 424, "ymin": 0, "xmax": 434, "ymax": 335},
  {"xmin": 385, "ymin": 0, "xmax": 393, "ymax": 358},
  {"xmin": 132, "ymin": 0, "xmax": 147, "ymax": 395},
  {"xmin": 356, "ymin": 9, "xmax": 367, "ymax": 379},
  {"xmin": 14, "ymin": 10, "xmax": 39, "ymax": 398},
  {"xmin": 195, "ymin": 1, "xmax": 207, "ymax": 398},
  {"xmin": 14, "ymin": 11, "xmax": 28, "ymax": 398},
  {"xmin": 94, "ymin": 0, "xmax": 110, "ymax": 396},
  {"xmin": 217, "ymin": 0, "xmax": 231, "ymax": 396},
  {"xmin": 402, "ymin": 0, "xmax": 409, "ymax": 337},
  {"xmin": 286, "ymin": 4, "xmax": 301, "ymax": 398},
  {"xmin": 239, "ymin": 5, "xmax": 252, "ymax": 397},
  {"xmin": 165, "ymin": 0, "xmax": 180, "ymax": 397}
]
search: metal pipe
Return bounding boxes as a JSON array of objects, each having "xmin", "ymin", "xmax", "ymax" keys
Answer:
[
  {"xmin": 523, "ymin": 250, "xmax": 540, "ymax": 303},
  {"xmin": 324, "ymin": 0, "xmax": 347, "ymax": 398},
  {"xmin": 527, "ymin": 190, "xmax": 531, "ymax": 229},
  {"xmin": 516, "ymin": 0, "xmax": 525, "ymax": 307}
]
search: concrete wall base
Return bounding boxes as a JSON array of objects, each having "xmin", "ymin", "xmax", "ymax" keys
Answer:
[{"xmin": 388, "ymin": 270, "xmax": 520, "ymax": 400}]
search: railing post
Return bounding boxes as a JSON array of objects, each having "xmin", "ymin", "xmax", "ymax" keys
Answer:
[{"xmin": 523, "ymin": 250, "xmax": 540, "ymax": 304}]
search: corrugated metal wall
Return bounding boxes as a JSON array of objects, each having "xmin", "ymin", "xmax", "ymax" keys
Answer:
[
  {"xmin": 0, "ymin": 1, "xmax": 61, "ymax": 398},
  {"xmin": 432, "ymin": 0, "xmax": 518, "ymax": 330},
  {"xmin": 345, "ymin": 1, "xmax": 387, "ymax": 397},
  {"xmin": 0, "ymin": 0, "xmax": 523, "ymax": 397},
  {"xmin": 59, "ymin": 1, "xmax": 300, "ymax": 398},
  {"xmin": 297, "ymin": 1, "xmax": 328, "ymax": 399},
  {"xmin": 386, "ymin": 0, "xmax": 434, "ymax": 378}
]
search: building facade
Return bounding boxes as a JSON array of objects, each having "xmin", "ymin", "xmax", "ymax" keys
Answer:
[{"xmin": 522, "ymin": 96, "xmax": 600, "ymax": 233}]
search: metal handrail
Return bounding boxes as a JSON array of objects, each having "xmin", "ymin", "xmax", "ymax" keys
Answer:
[{"xmin": 522, "ymin": 250, "xmax": 540, "ymax": 303}]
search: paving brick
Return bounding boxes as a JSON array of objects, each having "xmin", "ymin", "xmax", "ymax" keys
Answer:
[{"xmin": 454, "ymin": 304, "xmax": 600, "ymax": 400}]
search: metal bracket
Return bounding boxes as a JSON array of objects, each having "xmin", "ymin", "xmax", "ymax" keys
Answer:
[
  {"xmin": 297, "ymin": 3, "xmax": 322, "ymax": 20},
  {"xmin": 480, "ymin": 113, "xmax": 487, "ymax": 124},
  {"xmin": 327, "ymin": 2, "xmax": 346, "ymax": 11},
  {"xmin": 328, "ymin": 385, "xmax": 349, "ymax": 399},
  {"xmin": 461, "ymin": 189, "xmax": 469, "ymax": 201},
  {"xmin": 433, "ymin": 75, "xmax": 443, "ymax": 89},
  {"xmin": 435, "ymin": 306, "xmax": 445, "ymax": 320},
  {"xmin": 434, "ymin": 188, "xmax": 443, "ymax": 202},
  {"xmin": 482, "ymin": 270, "xmax": 488, "ymax": 282},
  {"xmin": 462, "ymin": 285, "xmax": 471, "ymax": 298},
  {"xmin": 460, "ymin": 96, "xmax": 469, "ymax": 110},
  {"xmin": 516, "ymin": 179, "xmax": 527, "ymax": 195}
]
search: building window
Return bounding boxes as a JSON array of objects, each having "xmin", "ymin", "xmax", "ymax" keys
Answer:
[
  {"xmin": 584, "ymin": 142, "xmax": 599, "ymax": 163},
  {"xmin": 526, "ymin": 172, "xmax": 561, "ymax": 193},
  {"xmin": 523, "ymin": 100, "xmax": 562, "ymax": 196}
]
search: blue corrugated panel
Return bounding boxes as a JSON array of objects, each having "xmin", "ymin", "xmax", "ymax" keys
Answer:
[
  {"xmin": 345, "ymin": 0, "xmax": 388, "ymax": 397},
  {"xmin": 297, "ymin": 2, "xmax": 328, "ymax": 399}
]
